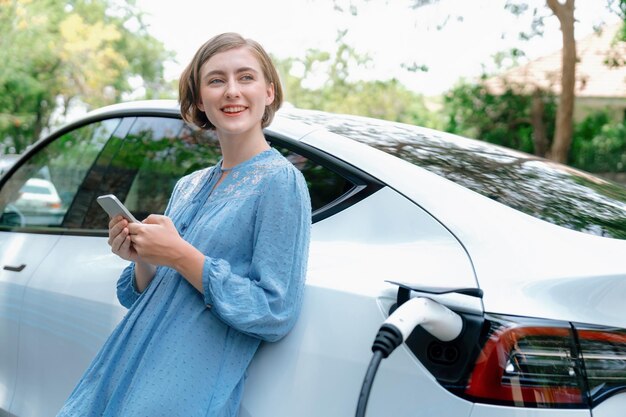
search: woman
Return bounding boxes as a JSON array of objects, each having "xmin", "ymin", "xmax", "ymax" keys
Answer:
[{"xmin": 56, "ymin": 32, "xmax": 311, "ymax": 417}]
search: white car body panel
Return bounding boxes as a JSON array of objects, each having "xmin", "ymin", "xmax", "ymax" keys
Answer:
[
  {"xmin": 242, "ymin": 287, "xmax": 474, "ymax": 417},
  {"xmin": 591, "ymin": 393, "xmax": 626, "ymax": 417},
  {"xmin": 10, "ymin": 235, "xmax": 128, "ymax": 416},
  {"xmin": 297, "ymin": 126, "xmax": 626, "ymax": 328},
  {"xmin": 0, "ymin": 232, "xmax": 60, "ymax": 413},
  {"xmin": 469, "ymin": 404, "xmax": 590, "ymax": 417},
  {"xmin": 308, "ymin": 186, "xmax": 479, "ymax": 298},
  {"xmin": 242, "ymin": 186, "xmax": 477, "ymax": 416}
]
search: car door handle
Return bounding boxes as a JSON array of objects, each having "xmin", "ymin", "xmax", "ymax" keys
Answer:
[{"xmin": 3, "ymin": 264, "xmax": 26, "ymax": 272}]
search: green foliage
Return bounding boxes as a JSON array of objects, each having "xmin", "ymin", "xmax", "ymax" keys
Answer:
[
  {"xmin": 571, "ymin": 111, "xmax": 626, "ymax": 172},
  {"xmin": 608, "ymin": 0, "xmax": 626, "ymax": 41},
  {"xmin": 0, "ymin": 0, "xmax": 172, "ymax": 154},
  {"xmin": 444, "ymin": 81, "xmax": 626, "ymax": 173},
  {"xmin": 273, "ymin": 36, "xmax": 443, "ymax": 130},
  {"xmin": 443, "ymin": 80, "xmax": 556, "ymax": 154}
]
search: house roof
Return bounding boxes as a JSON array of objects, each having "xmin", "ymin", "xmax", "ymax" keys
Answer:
[{"xmin": 484, "ymin": 24, "xmax": 626, "ymax": 98}]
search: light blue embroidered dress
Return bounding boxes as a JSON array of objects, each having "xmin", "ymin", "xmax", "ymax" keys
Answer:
[{"xmin": 56, "ymin": 148, "xmax": 311, "ymax": 417}]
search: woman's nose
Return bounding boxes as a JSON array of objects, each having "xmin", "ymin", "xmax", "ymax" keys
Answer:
[{"xmin": 225, "ymin": 80, "xmax": 240, "ymax": 98}]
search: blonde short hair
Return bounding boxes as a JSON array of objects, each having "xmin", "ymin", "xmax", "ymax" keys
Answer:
[{"xmin": 179, "ymin": 32, "xmax": 283, "ymax": 130}]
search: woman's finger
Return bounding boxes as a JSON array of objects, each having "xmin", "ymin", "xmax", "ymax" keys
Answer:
[
  {"xmin": 118, "ymin": 234, "xmax": 132, "ymax": 256},
  {"xmin": 108, "ymin": 215, "xmax": 124, "ymax": 229},
  {"xmin": 110, "ymin": 227, "xmax": 129, "ymax": 253},
  {"xmin": 108, "ymin": 220, "xmax": 127, "ymax": 246}
]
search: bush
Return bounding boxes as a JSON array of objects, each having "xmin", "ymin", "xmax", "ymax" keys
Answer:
[
  {"xmin": 571, "ymin": 111, "xmax": 626, "ymax": 172},
  {"xmin": 444, "ymin": 81, "xmax": 556, "ymax": 154}
]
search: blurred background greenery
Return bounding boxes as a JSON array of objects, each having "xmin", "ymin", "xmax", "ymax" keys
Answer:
[{"xmin": 1, "ymin": 0, "xmax": 625, "ymax": 181}]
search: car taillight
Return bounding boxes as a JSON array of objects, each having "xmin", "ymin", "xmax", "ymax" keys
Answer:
[
  {"xmin": 576, "ymin": 327, "xmax": 626, "ymax": 406},
  {"xmin": 463, "ymin": 315, "xmax": 588, "ymax": 408},
  {"xmin": 47, "ymin": 202, "xmax": 61, "ymax": 209},
  {"xmin": 407, "ymin": 312, "xmax": 626, "ymax": 409}
]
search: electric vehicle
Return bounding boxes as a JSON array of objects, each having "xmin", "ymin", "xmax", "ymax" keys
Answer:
[{"xmin": 0, "ymin": 100, "xmax": 625, "ymax": 417}]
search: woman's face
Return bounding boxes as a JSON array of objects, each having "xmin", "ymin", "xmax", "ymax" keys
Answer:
[{"xmin": 197, "ymin": 47, "xmax": 274, "ymax": 139}]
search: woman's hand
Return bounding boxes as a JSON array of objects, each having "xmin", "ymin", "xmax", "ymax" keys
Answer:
[
  {"xmin": 107, "ymin": 215, "xmax": 139, "ymax": 262},
  {"xmin": 127, "ymin": 215, "xmax": 187, "ymax": 268}
]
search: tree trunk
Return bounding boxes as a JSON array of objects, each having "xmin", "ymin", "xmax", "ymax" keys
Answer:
[
  {"xmin": 546, "ymin": 0, "xmax": 576, "ymax": 164},
  {"xmin": 531, "ymin": 88, "xmax": 549, "ymax": 157}
]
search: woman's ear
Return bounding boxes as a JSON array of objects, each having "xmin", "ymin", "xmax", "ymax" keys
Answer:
[{"xmin": 265, "ymin": 82, "xmax": 275, "ymax": 106}]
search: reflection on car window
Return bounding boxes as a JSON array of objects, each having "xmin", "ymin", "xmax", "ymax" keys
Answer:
[
  {"xmin": 271, "ymin": 144, "xmax": 354, "ymax": 212},
  {"xmin": 0, "ymin": 119, "xmax": 120, "ymax": 229},
  {"xmin": 78, "ymin": 117, "xmax": 222, "ymax": 229},
  {"xmin": 283, "ymin": 110, "xmax": 626, "ymax": 239}
]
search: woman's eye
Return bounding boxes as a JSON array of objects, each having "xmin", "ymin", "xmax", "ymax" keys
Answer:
[
  {"xmin": 208, "ymin": 79, "xmax": 223, "ymax": 85},
  {"xmin": 241, "ymin": 74, "xmax": 254, "ymax": 81}
]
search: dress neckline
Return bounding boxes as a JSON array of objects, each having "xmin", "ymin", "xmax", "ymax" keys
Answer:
[{"xmin": 217, "ymin": 148, "xmax": 275, "ymax": 173}]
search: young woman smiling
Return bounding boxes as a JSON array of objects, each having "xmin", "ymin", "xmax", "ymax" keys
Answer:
[{"xmin": 56, "ymin": 33, "xmax": 312, "ymax": 417}]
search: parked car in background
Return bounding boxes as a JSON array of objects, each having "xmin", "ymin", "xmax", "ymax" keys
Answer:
[
  {"xmin": 11, "ymin": 178, "xmax": 64, "ymax": 226},
  {"xmin": 0, "ymin": 100, "xmax": 625, "ymax": 417}
]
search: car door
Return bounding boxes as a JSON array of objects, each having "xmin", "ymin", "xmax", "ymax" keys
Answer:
[
  {"xmin": 0, "ymin": 229, "xmax": 60, "ymax": 414},
  {"xmin": 0, "ymin": 117, "xmax": 123, "ymax": 416},
  {"xmin": 8, "ymin": 115, "xmax": 225, "ymax": 417}
]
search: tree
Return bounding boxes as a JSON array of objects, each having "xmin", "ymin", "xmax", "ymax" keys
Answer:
[
  {"xmin": 0, "ymin": 0, "xmax": 172, "ymax": 154},
  {"xmin": 273, "ymin": 31, "xmax": 441, "ymax": 128},
  {"xmin": 416, "ymin": 0, "xmax": 579, "ymax": 163},
  {"xmin": 333, "ymin": 0, "xmax": 622, "ymax": 165},
  {"xmin": 609, "ymin": 0, "xmax": 626, "ymax": 41},
  {"xmin": 545, "ymin": 0, "xmax": 575, "ymax": 163}
]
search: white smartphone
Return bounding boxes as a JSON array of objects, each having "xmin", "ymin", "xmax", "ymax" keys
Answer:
[{"xmin": 96, "ymin": 194, "xmax": 139, "ymax": 223}]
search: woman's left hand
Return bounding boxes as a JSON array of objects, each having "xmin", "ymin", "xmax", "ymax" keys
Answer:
[{"xmin": 127, "ymin": 215, "xmax": 186, "ymax": 267}]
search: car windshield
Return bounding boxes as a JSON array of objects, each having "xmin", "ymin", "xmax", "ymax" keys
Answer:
[{"xmin": 284, "ymin": 110, "xmax": 626, "ymax": 240}]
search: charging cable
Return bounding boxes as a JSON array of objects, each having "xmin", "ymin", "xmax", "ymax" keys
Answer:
[{"xmin": 355, "ymin": 297, "xmax": 463, "ymax": 417}]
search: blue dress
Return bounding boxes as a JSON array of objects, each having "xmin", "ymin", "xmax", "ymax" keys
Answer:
[{"xmin": 56, "ymin": 148, "xmax": 311, "ymax": 417}]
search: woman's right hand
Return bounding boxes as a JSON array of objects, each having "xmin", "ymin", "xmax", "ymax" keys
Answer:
[{"xmin": 107, "ymin": 215, "xmax": 139, "ymax": 262}]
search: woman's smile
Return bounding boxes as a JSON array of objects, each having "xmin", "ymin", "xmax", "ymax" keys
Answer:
[{"xmin": 221, "ymin": 105, "xmax": 247, "ymax": 115}]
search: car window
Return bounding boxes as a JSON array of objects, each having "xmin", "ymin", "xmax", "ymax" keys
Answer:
[
  {"xmin": 0, "ymin": 114, "xmax": 362, "ymax": 232},
  {"xmin": 0, "ymin": 119, "xmax": 120, "ymax": 229},
  {"xmin": 271, "ymin": 144, "xmax": 354, "ymax": 212},
  {"xmin": 78, "ymin": 117, "xmax": 355, "ymax": 228},
  {"xmin": 76, "ymin": 117, "xmax": 222, "ymax": 230}
]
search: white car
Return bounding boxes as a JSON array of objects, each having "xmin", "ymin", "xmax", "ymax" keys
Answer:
[
  {"xmin": 14, "ymin": 178, "xmax": 63, "ymax": 212},
  {"xmin": 0, "ymin": 100, "xmax": 625, "ymax": 417}
]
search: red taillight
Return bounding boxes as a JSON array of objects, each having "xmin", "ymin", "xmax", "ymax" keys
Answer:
[
  {"xmin": 412, "ymin": 313, "xmax": 626, "ymax": 409},
  {"xmin": 576, "ymin": 327, "xmax": 626, "ymax": 406},
  {"xmin": 464, "ymin": 316, "xmax": 587, "ymax": 408}
]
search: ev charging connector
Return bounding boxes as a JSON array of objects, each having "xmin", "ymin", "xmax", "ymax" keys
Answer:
[{"xmin": 355, "ymin": 283, "xmax": 481, "ymax": 417}]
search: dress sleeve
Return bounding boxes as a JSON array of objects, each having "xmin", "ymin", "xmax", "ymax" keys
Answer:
[
  {"xmin": 202, "ymin": 166, "xmax": 312, "ymax": 342},
  {"xmin": 116, "ymin": 176, "xmax": 185, "ymax": 308},
  {"xmin": 116, "ymin": 263, "xmax": 142, "ymax": 309}
]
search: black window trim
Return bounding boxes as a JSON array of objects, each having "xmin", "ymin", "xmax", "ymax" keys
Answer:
[
  {"xmin": 0, "ymin": 109, "xmax": 384, "ymax": 235},
  {"xmin": 266, "ymin": 132, "xmax": 383, "ymax": 223}
]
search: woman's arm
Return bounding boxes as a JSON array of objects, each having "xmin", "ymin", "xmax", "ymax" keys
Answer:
[
  {"xmin": 128, "ymin": 167, "xmax": 312, "ymax": 341},
  {"xmin": 201, "ymin": 167, "xmax": 312, "ymax": 341}
]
